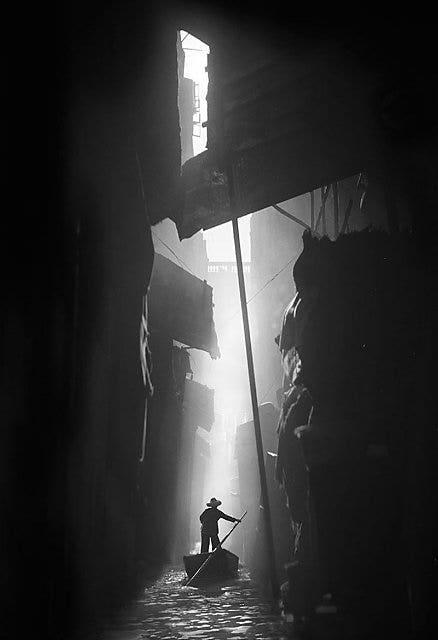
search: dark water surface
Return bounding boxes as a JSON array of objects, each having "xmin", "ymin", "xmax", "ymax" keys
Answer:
[{"xmin": 90, "ymin": 567, "xmax": 292, "ymax": 640}]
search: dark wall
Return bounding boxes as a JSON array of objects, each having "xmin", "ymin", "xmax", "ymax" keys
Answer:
[
  {"xmin": 138, "ymin": 332, "xmax": 185, "ymax": 565},
  {"xmin": 5, "ymin": 3, "xmax": 180, "ymax": 638}
]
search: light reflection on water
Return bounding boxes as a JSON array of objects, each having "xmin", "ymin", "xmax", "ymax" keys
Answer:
[{"xmin": 94, "ymin": 567, "xmax": 290, "ymax": 640}]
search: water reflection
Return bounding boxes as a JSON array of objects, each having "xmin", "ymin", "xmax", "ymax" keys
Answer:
[{"xmin": 95, "ymin": 567, "xmax": 291, "ymax": 640}]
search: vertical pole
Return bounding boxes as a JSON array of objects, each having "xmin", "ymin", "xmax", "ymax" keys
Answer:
[
  {"xmin": 310, "ymin": 190, "xmax": 315, "ymax": 231},
  {"xmin": 321, "ymin": 187, "xmax": 327, "ymax": 235},
  {"xmin": 333, "ymin": 181, "xmax": 339, "ymax": 238},
  {"xmin": 226, "ymin": 161, "xmax": 279, "ymax": 602}
]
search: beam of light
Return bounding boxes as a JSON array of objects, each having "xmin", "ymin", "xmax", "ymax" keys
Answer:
[
  {"xmin": 204, "ymin": 215, "xmax": 252, "ymax": 263},
  {"xmin": 177, "ymin": 32, "xmax": 253, "ymax": 560}
]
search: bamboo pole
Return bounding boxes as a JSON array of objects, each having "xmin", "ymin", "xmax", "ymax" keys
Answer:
[
  {"xmin": 321, "ymin": 186, "xmax": 327, "ymax": 235},
  {"xmin": 226, "ymin": 161, "xmax": 280, "ymax": 602},
  {"xmin": 333, "ymin": 181, "xmax": 339, "ymax": 238},
  {"xmin": 310, "ymin": 190, "xmax": 315, "ymax": 231}
]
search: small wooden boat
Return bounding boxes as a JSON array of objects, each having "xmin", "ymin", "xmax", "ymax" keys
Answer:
[
  {"xmin": 183, "ymin": 511, "xmax": 247, "ymax": 587},
  {"xmin": 183, "ymin": 548, "xmax": 239, "ymax": 586}
]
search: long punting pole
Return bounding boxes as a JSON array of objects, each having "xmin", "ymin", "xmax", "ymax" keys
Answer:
[
  {"xmin": 226, "ymin": 162, "xmax": 280, "ymax": 601},
  {"xmin": 333, "ymin": 181, "xmax": 339, "ymax": 238},
  {"xmin": 321, "ymin": 186, "xmax": 327, "ymax": 235},
  {"xmin": 310, "ymin": 190, "xmax": 315, "ymax": 231},
  {"xmin": 186, "ymin": 511, "xmax": 247, "ymax": 587}
]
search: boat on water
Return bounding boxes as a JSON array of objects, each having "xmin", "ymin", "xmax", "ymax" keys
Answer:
[
  {"xmin": 183, "ymin": 510, "xmax": 246, "ymax": 587},
  {"xmin": 183, "ymin": 548, "xmax": 239, "ymax": 586}
]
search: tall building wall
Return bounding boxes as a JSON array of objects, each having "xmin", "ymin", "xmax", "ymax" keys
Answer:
[{"xmin": 249, "ymin": 200, "xmax": 305, "ymax": 409}]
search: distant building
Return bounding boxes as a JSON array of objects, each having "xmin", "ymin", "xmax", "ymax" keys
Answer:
[
  {"xmin": 207, "ymin": 261, "xmax": 250, "ymax": 275},
  {"xmin": 177, "ymin": 33, "xmax": 195, "ymax": 164}
]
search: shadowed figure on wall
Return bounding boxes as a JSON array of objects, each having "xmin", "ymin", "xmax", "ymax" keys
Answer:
[{"xmin": 200, "ymin": 498, "xmax": 241, "ymax": 552}]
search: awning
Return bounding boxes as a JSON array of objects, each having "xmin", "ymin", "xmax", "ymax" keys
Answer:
[
  {"xmin": 173, "ymin": 39, "xmax": 379, "ymax": 239},
  {"xmin": 148, "ymin": 253, "xmax": 220, "ymax": 359},
  {"xmin": 171, "ymin": 19, "xmax": 429, "ymax": 240}
]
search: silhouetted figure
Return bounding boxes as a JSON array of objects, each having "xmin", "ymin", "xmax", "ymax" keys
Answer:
[{"xmin": 200, "ymin": 497, "xmax": 240, "ymax": 552}]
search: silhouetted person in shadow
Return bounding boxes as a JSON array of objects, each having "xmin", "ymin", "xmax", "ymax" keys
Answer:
[{"xmin": 200, "ymin": 497, "xmax": 240, "ymax": 553}]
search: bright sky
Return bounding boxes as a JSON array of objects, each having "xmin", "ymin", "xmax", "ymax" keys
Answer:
[
  {"xmin": 180, "ymin": 31, "xmax": 209, "ymax": 157},
  {"xmin": 203, "ymin": 216, "xmax": 251, "ymax": 262},
  {"xmin": 180, "ymin": 31, "xmax": 251, "ymax": 263}
]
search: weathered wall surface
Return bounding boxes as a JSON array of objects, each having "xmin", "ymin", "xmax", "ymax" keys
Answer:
[{"xmin": 5, "ymin": 3, "xmax": 180, "ymax": 638}]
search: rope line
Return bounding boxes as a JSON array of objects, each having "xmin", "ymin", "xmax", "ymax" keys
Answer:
[
  {"xmin": 152, "ymin": 231, "xmax": 196, "ymax": 276},
  {"xmin": 246, "ymin": 258, "xmax": 295, "ymax": 306},
  {"xmin": 217, "ymin": 256, "xmax": 295, "ymax": 328}
]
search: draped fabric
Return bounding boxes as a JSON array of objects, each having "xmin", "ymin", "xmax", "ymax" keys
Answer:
[
  {"xmin": 140, "ymin": 295, "xmax": 154, "ymax": 397},
  {"xmin": 276, "ymin": 389, "xmax": 313, "ymax": 520}
]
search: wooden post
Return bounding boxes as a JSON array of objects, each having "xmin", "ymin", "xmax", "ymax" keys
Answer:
[
  {"xmin": 310, "ymin": 190, "xmax": 315, "ymax": 231},
  {"xmin": 321, "ymin": 186, "xmax": 327, "ymax": 235},
  {"xmin": 333, "ymin": 181, "xmax": 339, "ymax": 238},
  {"xmin": 226, "ymin": 161, "xmax": 280, "ymax": 602}
]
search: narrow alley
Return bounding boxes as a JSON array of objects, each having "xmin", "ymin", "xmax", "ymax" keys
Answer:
[{"xmin": 6, "ymin": 4, "xmax": 438, "ymax": 640}]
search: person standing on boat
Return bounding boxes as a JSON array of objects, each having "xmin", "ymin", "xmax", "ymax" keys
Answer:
[{"xmin": 200, "ymin": 497, "xmax": 241, "ymax": 553}]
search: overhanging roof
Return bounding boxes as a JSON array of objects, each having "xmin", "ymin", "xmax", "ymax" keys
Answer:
[
  {"xmin": 148, "ymin": 253, "xmax": 220, "ymax": 358},
  {"xmin": 171, "ymin": 13, "xmax": 437, "ymax": 238},
  {"xmin": 138, "ymin": 6, "xmax": 436, "ymax": 236},
  {"xmin": 173, "ymin": 39, "xmax": 382, "ymax": 239}
]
